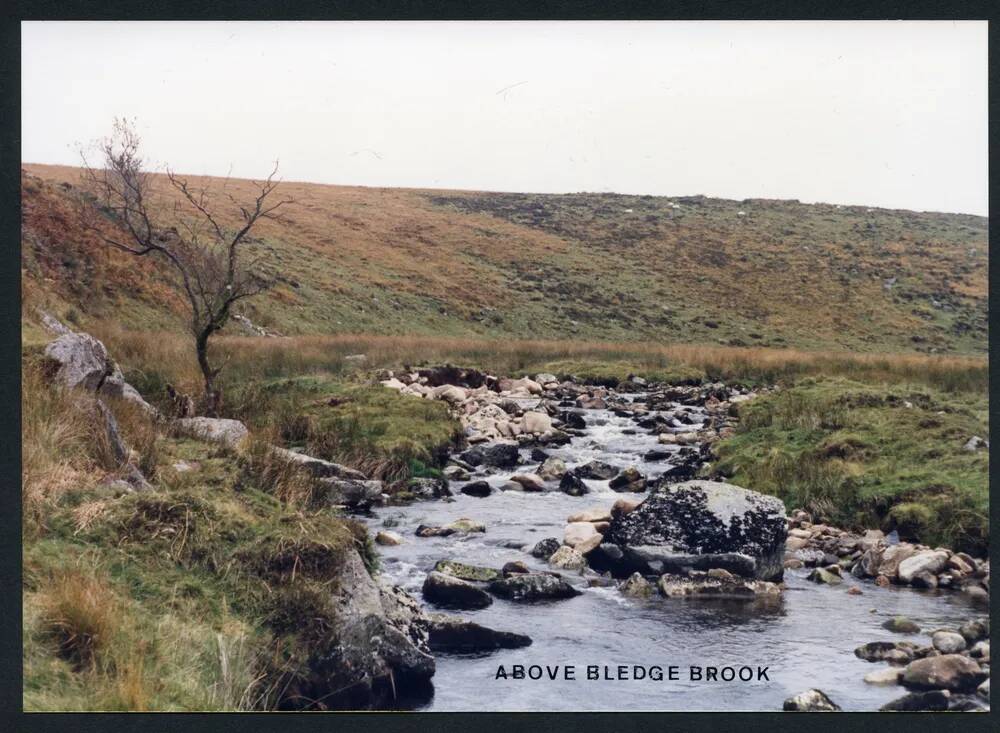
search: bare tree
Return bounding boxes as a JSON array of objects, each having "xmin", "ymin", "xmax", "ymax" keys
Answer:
[{"xmin": 79, "ymin": 118, "xmax": 291, "ymax": 415}]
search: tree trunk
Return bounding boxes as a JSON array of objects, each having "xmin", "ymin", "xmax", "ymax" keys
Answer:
[{"xmin": 195, "ymin": 329, "xmax": 222, "ymax": 417}]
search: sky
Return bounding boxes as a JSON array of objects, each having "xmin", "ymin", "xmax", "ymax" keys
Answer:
[{"xmin": 22, "ymin": 21, "xmax": 988, "ymax": 216}]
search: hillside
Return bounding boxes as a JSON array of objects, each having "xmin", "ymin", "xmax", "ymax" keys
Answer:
[{"xmin": 22, "ymin": 163, "xmax": 988, "ymax": 354}]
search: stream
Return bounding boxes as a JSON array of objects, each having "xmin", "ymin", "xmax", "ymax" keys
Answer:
[{"xmin": 363, "ymin": 399, "xmax": 984, "ymax": 711}]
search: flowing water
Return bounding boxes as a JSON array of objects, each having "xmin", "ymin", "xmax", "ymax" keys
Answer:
[{"xmin": 363, "ymin": 402, "xmax": 985, "ymax": 711}]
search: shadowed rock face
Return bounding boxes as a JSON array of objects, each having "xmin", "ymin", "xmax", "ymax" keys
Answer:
[{"xmin": 604, "ymin": 480, "xmax": 787, "ymax": 581}]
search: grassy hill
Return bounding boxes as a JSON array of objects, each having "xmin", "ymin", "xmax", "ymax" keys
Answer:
[{"xmin": 22, "ymin": 164, "xmax": 987, "ymax": 354}]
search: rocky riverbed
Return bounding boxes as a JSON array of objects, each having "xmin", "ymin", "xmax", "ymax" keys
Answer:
[{"xmin": 363, "ymin": 368, "xmax": 990, "ymax": 711}]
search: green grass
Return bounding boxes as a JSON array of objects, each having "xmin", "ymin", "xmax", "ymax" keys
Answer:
[
  {"xmin": 224, "ymin": 374, "xmax": 463, "ymax": 482},
  {"xmin": 711, "ymin": 378, "xmax": 989, "ymax": 554}
]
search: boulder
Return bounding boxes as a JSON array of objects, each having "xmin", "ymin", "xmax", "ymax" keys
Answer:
[
  {"xmin": 619, "ymin": 572, "xmax": 655, "ymax": 598},
  {"xmin": 657, "ymin": 573, "xmax": 782, "ymax": 601},
  {"xmin": 864, "ymin": 667, "xmax": 903, "ymax": 685},
  {"xmin": 44, "ymin": 332, "xmax": 124, "ymax": 395},
  {"xmin": 901, "ymin": 654, "xmax": 984, "ymax": 692},
  {"xmin": 882, "ymin": 616, "xmax": 920, "ymax": 634},
  {"xmin": 567, "ymin": 507, "xmax": 612, "ymax": 523},
  {"xmin": 559, "ymin": 473, "xmax": 590, "ymax": 496},
  {"xmin": 880, "ymin": 690, "xmax": 951, "ymax": 712},
  {"xmin": 509, "ymin": 473, "xmax": 546, "ymax": 492},
  {"xmin": 522, "ymin": 411, "xmax": 553, "ymax": 434},
  {"xmin": 459, "ymin": 442, "xmax": 519, "ymax": 469},
  {"xmin": 782, "ymin": 689, "xmax": 841, "ymax": 712},
  {"xmin": 488, "ymin": 573, "xmax": 582, "ymax": 602},
  {"xmin": 304, "ymin": 550, "xmax": 434, "ymax": 709},
  {"xmin": 959, "ymin": 619, "xmax": 989, "ymax": 644},
  {"xmin": 174, "ymin": 417, "xmax": 249, "ymax": 448},
  {"xmin": 604, "ymin": 480, "xmax": 787, "ymax": 581},
  {"xmin": 806, "ymin": 567, "xmax": 842, "ymax": 585},
  {"xmin": 931, "ymin": 631, "xmax": 967, "ymax": 654},
  {"xmin": 574, "ymin": 460, "xmax": 617, "ymax": 480},
  {"xmin": 548, "ymin": 545, "xmax": 586, "ymax": 570},
  {"xmin": 898, "ymin": 551, "xmax": 949, "ymax": 584},
  {"xmin": 433, "ymin": 560, "xmax": 499, "ymax": 583},
  {"xmin": 611, "ymin": 496, "xmax": 643, "ymax": 519},
  {"xmin": 564, "ymin": 522, "xmax": 602, "ymax": 554},
  {"xmin": 855, "ymin": 641, "xmax": 913, "ymax": 663},
  {"xmin": 878, "ymin": 543, "xmax": 917, "ymax": 579},
  {"xmin": 405, "ymin": 477, "xmax": 451, "ymax": 500},
  {"xmin": 425, "ymin": 613, "xmax": 531, "ymax": 652},
  {"xmin": 271, "ymin": 447, "xmax": 368, "ymax": 481},
  {"xmin": 460, "ymin": 481, "xmax": 493, "ymax": 498},
  {"xmin": 319, "ymin": 477, "xmax": 384, "ymax": 512},
  {"xmin": 501, "ymin": 561, "xmax": 530, "ymax": 576},
  {"xmin": 530, "ymin": 538, "xmax": 561, "ymax": 560},
  {"xmin": 422, "ymin": 571, "xmax": 493, "ymax": 610},
  {"xmin": 977, "ymin": 678, "xmax": 989, "ymax": 701},
  {"xmin": 537, "ymin": 456, "xmax": 568, "ymax": 481},
  {"xmin": 609, "ymin": 467, "xmax": 646, "ymax": 493},
  {"xmin": 375, "ymin": 531, "xmax": 402, "ymax": 546}
]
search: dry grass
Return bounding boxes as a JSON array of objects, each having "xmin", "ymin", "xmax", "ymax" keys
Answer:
[
  {"xmin": 89, "ymin": 326, "xmax": 988, "ymax": 397},
  {"xmin": 239, "ymin": 430, "xmax": 320, "ymax": 509},
  {"xmin": 40, "ymin": 568, "xmax": 121, "ymax": 671},
  {"xmin": 21, "ymin": 364, "xmax": 101, "ymax": 530}
]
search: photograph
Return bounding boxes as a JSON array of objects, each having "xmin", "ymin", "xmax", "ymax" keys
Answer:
[{"xmin": 18, "ymin": 19, "xmax": 989, "ymax": 714}]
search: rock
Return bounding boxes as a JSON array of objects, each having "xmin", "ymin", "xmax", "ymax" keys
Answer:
[
  {"xmin": 443, "ymin": 465, "xmax": 470, "ymax": 482},
  {"xmin": 611, "ymin": 496, "xmax": 643, "ymax": 518},
  {"xmin": 446, "ymin": 518, "xmax": 485, "ymax": 534},
  {"xmin": 433, "ymin": 560, "xmax": 499, "ymax": 583},
  {"xmin": 604, "ymin": 480, "xmax": 787, "ymax": 581},
  {"xmin": 459, "ymin": 442, "xmax": 519, "ymax": 469},
  {"xmin": 958, "ymin": 619, "xmax": 989, "ymax": 643},
  {"xmin": 882, "ymin": 616, "xmax": 921, "ymax": 634},
  {"xmin": 910, "ymin": 570, "xmax": 938, "ymax": 589},
  {"xmin": 782, "ymin": 689, "xmax": 841, "ymax": 712},
  {"xmin": 307, "ymin": 549, "xmax": 434, "ymax": 709},
  {"xmin": 855, "ymin": 641, "xmax": 912, "ymax": 663},
  {"xmin": 375, "ymin": 531, "xmax": 403, "ymax": 546},
  {"xmin": 643, "ymin": 449, "xmax": 673, "ymax": 462},
  {"xmin": 806, "ymin": 567, "xmax": 842, "ymax": 585},
  {"xmin": 488, "ymin": 573, "xmax": 582, "ymax": 602},
  {"xmin": 901, "ymin": 654, "xmax": 984, "ymax": 691},
  {"xmin": 174, "ymin": 417, "xmax": 249, "ymax": 448},
  {"xmin": 932, "ymin": 631, "xmax": 967, "ymax": 654},
  {"xmin": 658, "ymin": 433, "xmax": 678, "ymax": 445},
  {"xmin": 534, "ymin": 373, "xmax": 558, "ymax": 385},
  {"xmin": 864, "ymin": 667, "xmax": 903, "ymax": 685},
  {"xmin": 559, "ymin": 473, "xmax": 590, "ymax": 496},
  {"xmin": 505, "ymin": 377, "xmax": 543, "ymax": 395},
  {"xmin": 522, "ymin": 411, "xmax": 553, "ymax": 434},
  {"xmin": 44, "ymin": 332, "xmax": 124, "ymax": 395},
  {"xmin": 963, "ymin": 435, "xmax": 988, "ymax": 452},
  {"xmin": 422, "ymin": 571, "xmax": 493, "ymax": 610},
  {"xmin": 548, "ymin": 546, "xmax": 586, "ymax": 570},
  {"xmin": 425, "ymin": 613, "xmax": 531, "ymax": 652},
  {"xmin": 878, "ymin": 543, "xmax": 917, "ymax": 579},
  {"xmin": 619, "ymin": 572, "xmax": 654, "ymax": 598},
  {"xmin": 416, "ymin": 525, "xmax": 455, "ymax": 538},
  {"xmin": 898, "ymin": 551, "xmax": 949, "ymax": 584},
  {"xmin": 530, "ymin": 538, "xmax": 561, "ymax": 560},
  {"xmin": 846, "ymin": 586, "xmax": 863, "ymax": 595},
  {"xmin": 537, "ymin": 456, "xmax": 567, "ymax": 481},
  {"xmin": 658, "ymin": 573, "xmax": 782, "ymax": 601},
  {"xmin": 270, "ymin": 447, "xmax": 369, "ymax": 481},
  {"xmin": 977, "ymin": 678, "xmax": 989, "ymax": 701},
  {"xmin": 969, "ymin": 640, "xmax": 989, "ymax": 660},
  {"xmin": 574, "ymin": 460, "xmax": 617, "ymax": 480},
  {"xmin": 530, "ymin": 448, "xmax": 550, "ymax": 462},
  {"xmin": 319, "ymin": 477, "xmax": 384, "ymax": 511},
  {"xmin": 559, "ymin": 411, "xmax": 587, "ymax": 430},
  {"xmin": 880, "ymin": 690, "xmax": 951, "ymax": 712},
  {"xmin": 501, "ymin": 561, "xmax": 530, "ymax": 576},
  {"xmin": 947, "ymin": 554, "xmax": 974, "ymax": 576},
  {"xmin": 509, "ymin": 473, "xmax": 545, "ymax": 492},
  {"xmin": 460, "ymin": 481, "xmax": 493, "ymax": 498},
  {"xmin": 567, "ymin": 507, "xmax": 612, "ymax": 523},
  {"xmin": 564, "ymin": 522, "xmax": 602, "ymax": 554},
  {"xmin": 963, "ymin": 585, "xmax": 988, "ymax": 603},
  {"xmin": 609, "ymin": 467, "xmax": 646, "ymax": 493}
]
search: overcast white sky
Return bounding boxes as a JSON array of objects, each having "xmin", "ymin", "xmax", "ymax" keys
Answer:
[{"xmin": 22, "ymin": 21, "xmax": 988, "ymax": 215}]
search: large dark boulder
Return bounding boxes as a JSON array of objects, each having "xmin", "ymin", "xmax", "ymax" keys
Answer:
[
  {"xmin": 603, "ymin": 480, "xmax": 787, "ymax": 581},
  {"xmin": 488, "ymin": 573, "xmax": 582, "ymax": 602},
  {"xmin": 559, "ymin": 472, "xmax": 590, "ymax": 496},
  {"xmin": 574, "ymin": 460, "xmax": 617, "ymax": 480},
  {"xmin": 425, "ymin": 613, "xmax": 532, "ymax": 652},
  {"xmin": 459, "ymin": 443, "xmax": 520, "ymax": 469},
  {"xmin": 422, "ymin": 571, "xmax": 493, "ymax": 610}
]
